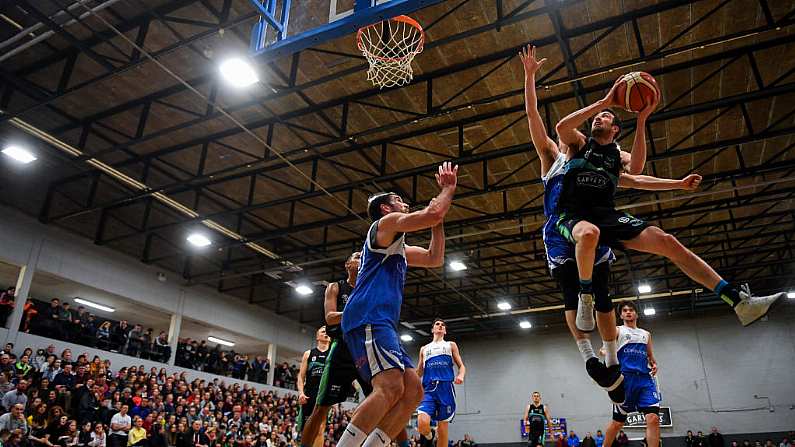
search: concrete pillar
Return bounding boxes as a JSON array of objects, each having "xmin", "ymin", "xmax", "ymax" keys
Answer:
[
  {"xmin": 4, "ymin": 237, "xmax": 43, "ymax": 346},
  {"xmin": 267, "ymin": 343, "xmax": 277, "ymax": 386},
  {"xmin": 167, "ymin": 290, "xmax": 185, "ymax": 366}
]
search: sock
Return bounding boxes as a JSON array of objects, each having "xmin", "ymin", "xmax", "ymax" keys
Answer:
[
  {"xmin": 580, "ymin": 278, "xmax": 593, "ymax": 294},
  {"xmin": 337, "ymin": 423, "xmax": 367, "ymax": 447},
  {"xmin": 713, "ymin": 280, "xmax": 741, "ymax": 307},
  {"xmin": 362, "ymin": 428, "xmax": 391, "ymax": 447},
  {"xmin": 603, "ymin": 339, "xmax": 618, "ymax": 367},
  {"xmin": 399, "ymin": 440, "xmax": 410, "ymax": 447},
  {"xmin": 577, "ymin": 339, "xmax": 596, "ymax": 363}
]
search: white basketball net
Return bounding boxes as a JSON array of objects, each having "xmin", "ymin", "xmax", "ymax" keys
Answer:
[{"xmin": 357, "ymin": 16, "xmax": 424, "ymax": 89}]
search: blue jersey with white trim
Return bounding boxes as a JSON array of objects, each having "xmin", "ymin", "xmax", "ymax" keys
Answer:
[
  {"xmin": 617, "ymin": 325, "xmax": 652, "ymax": 375},
  {"xmin": 543, "ymin": 153, "xmax": 615, "ymax": 270},
  {"xmin": 421, "ymin": 340, "xmax": 455, "ymax": 387},
  {"xmin": 342, "ymin": 220, "xmax": 407, "ymax": 333}
]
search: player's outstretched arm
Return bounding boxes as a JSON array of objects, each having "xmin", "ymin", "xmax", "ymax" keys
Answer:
[
  {"xmin": 378, "ymin": 162, "xmax": 458, "ymax": 236},
  {"xmin": 406, "ymin": 224, "xmax": 445, "ymax": 268},
  {"xmin": 323, "ymin": 282, "xmax": 342, "ymax": 326},
  {"xmin": 623, "ymin": 95, "xmax": 659, "ymax": 175},
  {"xmin": 618, "ymin": 173, "xmax": 702, "ymax": 191},
  {"xmin": 519, "ymin": 44, "xmax": 558, "ymax": 172},
  {"xmin": 297, "ymin": 350, "xmax": 310, "ymax": 404},
  {"xmin": 450, "ymin": 342, "xmax": 466, "ymax": 384},
  {"xmin": 555, "ymin": 79, "xmax": 621, "ymax": 152}
]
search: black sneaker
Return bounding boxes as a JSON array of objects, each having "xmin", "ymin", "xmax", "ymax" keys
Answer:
[{"xmin": 586, "ymin": 357, "xmax": 625, "ymax": 404}]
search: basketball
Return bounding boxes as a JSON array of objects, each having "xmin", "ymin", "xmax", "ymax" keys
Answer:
[{"xmin": 612, "ymin": 71, "xmax": 660, "ymax": 113}]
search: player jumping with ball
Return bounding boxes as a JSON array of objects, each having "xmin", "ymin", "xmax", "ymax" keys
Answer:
[
  {"xmin": 519, "ymin": 44, "xmax": 703, "ymax": 404},
  {"xmin": 553, "ymin": 72, "xmax": 785, "ymax": 338}
]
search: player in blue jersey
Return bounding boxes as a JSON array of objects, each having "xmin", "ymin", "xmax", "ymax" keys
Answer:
[
  {"xmin": 337, "ymin": 162, "xmax": 458, "ymax": 447},
  {"xmin": 602, "ymin": 301, "xmax": 661, "ymax": 447},
  {"xmin": 416, "ymin": 319, "xmax": 466, "ymax": 447},
  {"xmin": 519, "ymin": 44, "xmax": 702, "ymax": 403}
]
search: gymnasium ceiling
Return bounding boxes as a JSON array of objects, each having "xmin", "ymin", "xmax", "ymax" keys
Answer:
[{"xmin": 1, "ymin": 0, "xmax": 795, "ymax": 338}]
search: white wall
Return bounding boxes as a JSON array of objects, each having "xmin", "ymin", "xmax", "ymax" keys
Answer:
[
  {"xmin": 447, "ymin": 306, "xmax": 795, "ymax": 443},
  {"xmin": 0, "ymin": 206, "xmax": 314, "ymax": 354}
]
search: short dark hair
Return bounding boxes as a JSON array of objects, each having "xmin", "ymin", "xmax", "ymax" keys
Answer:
[
  {"xmin": 432, "ymin": 318, "xmax": 446, "ymax": 327},
  {"xmin": 617, "ymin": 300, "xmax": 637, "ymax": 313},
  {"xmin": 367, "ymin": 192, "xmax": 397, "ymax": 221},
  {"xmin": 601, "ymin": 108, "xmax": 622, "ymax": 138}
]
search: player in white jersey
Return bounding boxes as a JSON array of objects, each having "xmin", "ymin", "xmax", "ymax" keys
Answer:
[
  {"xmin": 602, "ymin": 301, "xmax": 660, "ymax": 447},
  {"xmin": 416, "ymin": 319, "xmax": 466, "ymax": 447}
]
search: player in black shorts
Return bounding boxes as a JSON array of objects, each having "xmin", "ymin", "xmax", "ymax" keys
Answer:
[
  {"xmin": 299, "ymin": 253, "xmax": 365, "ymax": 447},
  {"xmin": 297, "ymin": 326, "xmax": 330, "ymax": 447},
  {"xmin": 523, "ymin": 391, "xmax": 553, "ymax": 447},
  {"xmin": 555, "ymin": 81, "xmax": 784, "ymax": 328}
]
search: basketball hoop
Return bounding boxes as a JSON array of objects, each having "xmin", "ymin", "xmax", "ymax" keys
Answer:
[{"xmin": 357, "ymin": 15, "xmax": 424, "ymax": 89}]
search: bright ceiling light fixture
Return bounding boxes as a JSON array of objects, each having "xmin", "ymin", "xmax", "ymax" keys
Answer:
[
  {"xmin": 219, "ymin": 58, "xmax": 259, "ymax": 87},
  {"xmin": 497, "ymin": 302, "xmax": 512, "ymax": 311},
  {"xmin": 519, "ymin": 320, "xmax": 532, "ymax": 329},
  {"xmin": 208, "ymin": 336, "xmax": 235, "ymax": 347},
  {"xmin": 638, "ymin": 284, "xmax": 652, "ymax": 294},
  {"xmin": 74, "ymin": 298, "xmax": 115, "ymax": 313},
  {"xmin": 644, "ymin": 307, "xmax": 656, "ymax": 316},
  {"xmin": 787, "ymin": 291, "xmax": 795, "ymax": 299},
  {"xmin": 187, "ymin": 233, "xmax": 212, "ymax": 247},
  {"xmin": 400, "ymin": 334, "xmax": 414, "ymax": 342},
  {"xmin": 295, "ymin": 284, "xmax": 313, "ymax": 295},
  {"xmin": 449, "ymin": 260, "xmax": 467, "ymax": 271},
  {"xmin": 2, "ymin": 145, "xmax": 37, "ymax": 164}
]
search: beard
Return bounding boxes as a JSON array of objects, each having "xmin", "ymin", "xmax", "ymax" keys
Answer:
[{"xmin": 591, "ymin": 126, "xmax": 612, "ymax": 139}]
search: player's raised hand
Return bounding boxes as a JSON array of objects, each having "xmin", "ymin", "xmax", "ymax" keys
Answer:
[
  {"xmin": 602, "ymin": 76, "xmax": 624, "ymax": 107},
  {"xmin": 435, "ymin": 161, "xmax": 459, "ymax": 190},
  {"xmin": 638, "ymin": 88, "xmax": 660, "ymax": 120},
  {"xmin": 680, "ymin": 174, "xmax": 702, "ymax": 190},
  {"xmin": 518, "ymin": 44, "xmax": 547, "ymax": 77}
]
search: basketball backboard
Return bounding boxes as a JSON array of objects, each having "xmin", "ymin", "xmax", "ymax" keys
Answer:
[{"xmin": 247, "ymin": 0, "xmax": 444, "ymax": 61}]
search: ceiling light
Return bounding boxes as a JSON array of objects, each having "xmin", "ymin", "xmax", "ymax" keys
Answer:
[
  {"xmin": 187, "ymin": 233, "xmax": 211, "ymax": 247},
  {"xmin": 497, "ymin": 302, "xmax": 512, "ymax": 311},
  {"xmin": 519, "ymin": 320, "xmax": 532, "ymax": 329},
  {"xmin": 74, "ymin": 298, "xmax": 115, "ymax": 313},
  {"xmin": 400, "ymin": 334, "xmax": 414, "ymax": 342},
  {"xmin": 295, "ymin": 284, "xmax": 313, "ymax": 295},
  {"xmin": 2, "ymin": 145, "xmax": 36, "ymax": 164},
  {"xmin": 208, "ymin": 336, "xmax": 235, "ymax": 347},
  {"xmin": 638, "ymin": 284, "xmax": 652, "ymax": 294},
  {"xmin": 643, "ymin": 307, "xmax": 656, "ymax": 316},
  {"xmin": 449, "ymin": 260, "xmax": 467, "ymax": 271},
  {"xmin": 787, "ymin": 292, "xmax": 795, "ymax": 299},
  {"xmin": 219, "ymin": 58, "xmax": 259, "ymax": 87}
]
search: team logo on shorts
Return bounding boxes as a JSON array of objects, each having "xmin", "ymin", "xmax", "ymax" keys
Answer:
[{"xmin": 618, "ymin": 216, "xmax": 630, "ymax": 223}]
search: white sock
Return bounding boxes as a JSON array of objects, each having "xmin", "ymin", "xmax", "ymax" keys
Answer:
[
  {"xmin": 337, "ymin": 423, "xmax": 367, "ymax": 447},
  {"xmin": 577, "ymin": 339, "xmax": 596, "ymax": 362},
  {"xmin": 362, "ymin": 428, "xmax": 391, "ymax": 447},
  {"xmin": 604, "ymin": 339, "xmax": 619, "ymax": 367}
]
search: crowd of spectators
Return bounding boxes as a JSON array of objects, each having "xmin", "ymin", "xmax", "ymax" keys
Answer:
[
  {"xmin": 555, "ymin": 428, "xmax": 794, "ymax": 447},
  {"xmin": 3, "ymin": 295, "xmax": 277, "ymax": 384},
  {"xmin": 173, "ymin": 340, "xmax": 272, "ymax": 386},
  {"xmin": 0, "ymin": 342, "xmax": 354, "ymax": 447},
  {"xmin": 685, "ymin": 428, "xmax": 793, "ymax": 447}
]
